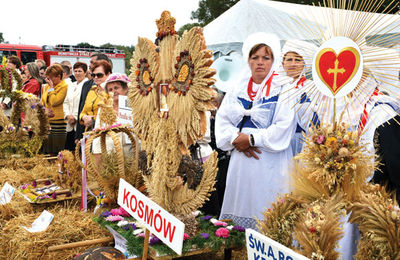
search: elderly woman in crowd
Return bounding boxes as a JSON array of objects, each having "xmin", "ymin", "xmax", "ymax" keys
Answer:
[
  {"xmin": 79, "ymin": 60, "xmax": 111, "ymax": 131},
  {"xmin": 91, "ymin": 73, "xmax": 130, "ymax": 165},
  {"xmin": 63, "ymin": 62, "xmax": 88, "ymax": 151},
  {"xmin": 41, "ymin": 64, "xmax": 68, "ymax": 155},
  {"xmin": 21, "ymin": 62, "xmax": 42, "ymax": 96},
  {"xmin": 215, "ymin": 33, "xmax": 296, "ymax": 229}
]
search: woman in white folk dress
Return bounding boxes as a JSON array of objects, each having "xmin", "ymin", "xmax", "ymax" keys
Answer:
[{"xmin": 215, "ymin": 32, "xmax": 296, "ymax": 229}]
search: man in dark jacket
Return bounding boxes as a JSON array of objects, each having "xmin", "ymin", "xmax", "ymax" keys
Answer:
[
  {"xmin": 372, "ymin": 115, "xmax": 400, "ymax": 203},
  {"xmin": 74, "ymin": 53, "xmax": 112, "ymax": 143}
]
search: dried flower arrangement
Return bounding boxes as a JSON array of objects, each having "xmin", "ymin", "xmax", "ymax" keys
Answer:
[
  {"xmin": 12, "ymin": 151, "xmax": 82, "ymax": 204},
  {"xmin": 0, "ymin": 68, "xmax": 49, "ymax": 158},
  {"xmin": 258, "ymin": 123, "xmax": 381, "ymax": 259},
  {"xmin": 295, "ymin": 122, "xmax": 374, "ymax": 202},
  {"xmin": 257, "ymin": 194, "xmax": 304, "ymax": 248},
  {"xmin": 57, "ymin": 150, "xmax": 82, "ymax": 193}
]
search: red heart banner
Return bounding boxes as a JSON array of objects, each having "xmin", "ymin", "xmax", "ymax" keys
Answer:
[{"xmin": 315, "ymin": 47, "xmax": 360, "ymax": 95}]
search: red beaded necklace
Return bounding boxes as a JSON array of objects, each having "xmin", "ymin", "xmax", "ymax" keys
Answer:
[{"xmin": 247, "ymin": 73, "xmax": 276, "ymax": 101}]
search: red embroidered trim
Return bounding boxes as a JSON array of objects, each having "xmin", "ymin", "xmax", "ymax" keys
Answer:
[
  {"xmin": 359, "ymin": 87, "xmax": 380, "ymax": 131},
  {"xmin": 295, "ymin": 76, "xmax": 307, "ymax": 89}
]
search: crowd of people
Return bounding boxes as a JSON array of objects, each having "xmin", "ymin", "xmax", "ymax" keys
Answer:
[{"xmin": 0, "ymin": 53, "xmax": 130, "ymax": 156}]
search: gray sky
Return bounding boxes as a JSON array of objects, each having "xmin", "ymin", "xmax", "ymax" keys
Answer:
[{"xmin": 1, "ymin": 0, "xmax": 200, "ymax": 47}]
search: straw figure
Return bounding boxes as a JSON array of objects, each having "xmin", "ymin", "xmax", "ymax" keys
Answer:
[{"xmin": 127, "ymin": 11, "xmax": 217, "ymax": 220}]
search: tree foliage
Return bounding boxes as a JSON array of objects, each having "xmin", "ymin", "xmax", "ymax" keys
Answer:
[
  {"xmin": 178, "ymin": 23, "xmax": 201, "ymax": 36},
  {"xmin": 191, "ymin": 0, "xmax": 240, "ymax": 26},
  {"xmin": 0, "ymin": 33, "xmax": 4, "ymax": 43},
  {"xmin": 100, "ymin": 43, "xmax": 135, "ymax": 75},
  {"xmin": 75, "ymin": 42, "xmax": 97, "ymax": 49}
]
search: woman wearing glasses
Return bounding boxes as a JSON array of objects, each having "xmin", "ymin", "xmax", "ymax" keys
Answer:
[
  {"xmin": 79, "ymin": 60, "xmax": 111, "ymax": 131},
  {"xmin": 41, "ymin": 64, "xmax": 68, "ymax": 155}
]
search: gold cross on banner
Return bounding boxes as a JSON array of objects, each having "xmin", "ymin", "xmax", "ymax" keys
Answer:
[{"xmin": 327, "ymin": 59, "xmax": 346, "ymax": 90}]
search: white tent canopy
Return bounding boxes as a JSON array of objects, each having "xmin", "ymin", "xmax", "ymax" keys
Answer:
[
  {"xmin": 204, "ymin": 0, "xmax": 400, "ymax": 53},
  {"xmin": 203, "ymin": 0, "xmax": 326, "ymax": 48}
]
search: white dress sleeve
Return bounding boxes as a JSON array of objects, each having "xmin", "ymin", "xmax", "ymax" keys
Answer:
[{"xmin": 215, "ymin": 91, "xmax": 240, "ymax": 151}]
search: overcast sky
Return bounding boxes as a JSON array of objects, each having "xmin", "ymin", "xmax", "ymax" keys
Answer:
[{"xmin": 0, "ymin": 0, "xmax": 200, "ymax": 47}]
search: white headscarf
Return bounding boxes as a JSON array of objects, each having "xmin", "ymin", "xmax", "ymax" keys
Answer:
[{"xmin": 238, "ymin": 32, "xmax": 281, "ymax": 100}]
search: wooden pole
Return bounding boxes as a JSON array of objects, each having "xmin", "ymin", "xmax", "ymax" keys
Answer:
[
  {"xmin": 48, "ymin": 237, "xmax": 113, "ymax": 251},
  {"xmin": 44, "ymin": 156, "xmax": 58, "ymax": 161},
  {"xmin": 142, "ymin": 229, "xmax": 150, "ymax": 260}
]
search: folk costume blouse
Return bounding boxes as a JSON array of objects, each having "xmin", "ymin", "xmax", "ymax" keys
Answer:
[
  {"xmin": 215, "ymin": 73, "xmax": 296, "ymax": 229},
  {"xmin": 286, "ymin": 76, "xmax": 319, "ymax": 155}
]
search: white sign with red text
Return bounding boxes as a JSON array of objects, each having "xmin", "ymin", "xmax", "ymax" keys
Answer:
[{"xmin": 117, "ymin": 178, "xmax": 185, "ymax": 255}]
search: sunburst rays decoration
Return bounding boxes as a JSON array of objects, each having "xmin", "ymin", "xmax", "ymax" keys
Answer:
[{"xmin": 276, "ymin": 0, "xmax": 400, "ymax": 128}]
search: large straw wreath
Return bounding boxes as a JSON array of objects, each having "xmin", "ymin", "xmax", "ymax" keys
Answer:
[
  {"xmin": 76, "ymin": 93, "xmax": 142, "ymax": 202},
  {"xmin": 0, "ymin": 68, "xmax": 49, "ymax": 158}
]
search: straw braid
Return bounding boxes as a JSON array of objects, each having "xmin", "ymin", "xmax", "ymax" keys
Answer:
[
  {"xmin": 74, "ymin": 140, "xmax": 85, "ymax": 169},
  {"xmin": 84, "ymin": 135, "xmax": 101, "ymax": 180},
  {"xmin": 107, "ymin": 131, "xmax": 125, "ymax": 179}
]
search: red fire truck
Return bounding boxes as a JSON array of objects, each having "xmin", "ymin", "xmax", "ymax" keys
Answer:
[{"xmin": 0, "ymin": 44, "xmax": 126, "ymax": 73}]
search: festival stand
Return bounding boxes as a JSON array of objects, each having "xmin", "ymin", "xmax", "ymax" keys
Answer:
[{"xmin": 1, "ymin": 0, "xmax": 398, "ymax": 258}]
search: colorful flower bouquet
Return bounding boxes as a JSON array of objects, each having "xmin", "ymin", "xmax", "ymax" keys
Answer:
[
  {"xmin": 94, "ymin": 208, "xmax": 246, "ymax": 256},
  {"xmin": 294, "ymin": 123, "xmax": 374, "ymax": 202}
]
